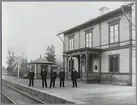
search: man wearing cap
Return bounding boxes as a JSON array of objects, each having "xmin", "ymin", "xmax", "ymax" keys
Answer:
[
  {"xmin": 28, "ymin": 69, "xmax": 35, "ymax": 87},
  {"xmin": 59, "ymin": 69, "xmax": 65, "ymax": 87},
  {"xmin": 41, "ymin": 68, "xmax": 47, "ymax": 88},
  {"xmin": 71, "ymin": 68, "xmax": 78, "ymax": 87},
  {"xmin": 49, "ymin": 68, "xmax": 57, "ymax": 88}
]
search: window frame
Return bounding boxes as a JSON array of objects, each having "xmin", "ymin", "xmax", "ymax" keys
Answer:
[
  {"xmin": 68, "ymin": 35, "xmax": 74, "ymax": 51},
  {"xmin": 108, "ymin": 18, "xmax": 120, "ymax": 46},
  {"xmin": 85, "ymin": 30, "xmax": 93, "ymax": 48}
]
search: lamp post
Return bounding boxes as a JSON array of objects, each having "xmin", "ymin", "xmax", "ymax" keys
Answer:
[
  {"xmin": 17, "ymin": 62, "xmax": 20, "ymax": 77},
  {"xmin": 17, "ymin": 54, "xmax": 24, "ymax": 78}
]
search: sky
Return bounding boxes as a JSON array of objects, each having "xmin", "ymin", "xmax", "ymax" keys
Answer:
[{"xmin": 2, "ymin": 1, "xmax": 131, "ymax": 67}]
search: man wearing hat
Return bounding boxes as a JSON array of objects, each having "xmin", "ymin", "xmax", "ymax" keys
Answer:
[
  {"xmin": 41, "ymin": 68, "xmax": 47, "ymax": 88},
  {"xmin": 28, "ymin": 69, "xmax": 35, "ymax": 87},
  {"xmin": 71, "ymin": 68, "xmax": 78, "ymax": 87},
  {"xmin": 59, "ymin": 69, "xmax": 65, "ymax": 87},
  {"xmin": 49, "ymin": 67, "xmax": 57, "ymax": 88}
]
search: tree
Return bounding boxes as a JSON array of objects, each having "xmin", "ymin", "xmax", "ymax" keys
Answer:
[
  {"xmin": 19, "ymin": 57, "xmax": 28, "ymax": 77},
  {"xmin": 45, "ymin": 44, "xmax": 56, "ymax": 64},
  {"xmin": 56, "ymin": 59, "xmax": 63, "ymax": 69},
  {"xmin": 6, "ymin": 50, "xmax": 21, "ymax": 75}
]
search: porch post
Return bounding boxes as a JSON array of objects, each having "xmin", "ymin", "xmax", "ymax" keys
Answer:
[
  {"xmin": 35, "ymin": 64, "xmax": 37, "ymax": 79},
  {"xmin": 63, "ymin": 54, "xmax": 65, "ymax": 72},
  {"xmin": 70, "ymin": 55, "xmax": 73, "ymax": 80},
  {"xmin": 80, "ymin": 54, "xmax": 82, "ymax": 79},
  {"xmin": 66, "ymin": 56, "xmax": 68, "ymax": 79},
  {"xmin": 99, "ymin": 52, "xmax": 101, "ymax": 79},
  {"xmin": 86, "ymin": 53, "xmax": 89, "ymax": 82}
]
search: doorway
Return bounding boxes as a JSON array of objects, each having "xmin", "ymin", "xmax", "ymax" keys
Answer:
[
  {"xmin": 109, "ymin": 54, "xmax": 119, "ymax": 72},
  {"xmin": 41, "ymin": 65, "xmax": 48, "ymax": 72}
]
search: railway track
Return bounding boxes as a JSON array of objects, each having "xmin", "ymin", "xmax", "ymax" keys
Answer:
[
  {"xmin": 2, "ymin": 91, "xmax": 16, "ymax": 104},
  {"xmin": 2, "ymin": 82, "xmax": 45, "ymax": 104}
]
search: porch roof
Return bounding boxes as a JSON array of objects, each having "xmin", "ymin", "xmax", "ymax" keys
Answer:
[
  {"xmin": 28, "ymin": 57, "xmax": 53, "ymax": 64},
  {"xmin": 64, "ymin": 47, "xmax": 102, "ymax": 54}
]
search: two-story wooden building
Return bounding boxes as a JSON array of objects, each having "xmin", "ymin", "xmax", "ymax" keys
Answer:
[{"xmin": 57, "ymin": 3, "xmax": 135, "ymax": 85}]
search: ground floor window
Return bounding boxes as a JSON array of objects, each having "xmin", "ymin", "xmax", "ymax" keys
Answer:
[{"xmin": 109, "ymin": 54, "xmax": 119, "ymax": 73}]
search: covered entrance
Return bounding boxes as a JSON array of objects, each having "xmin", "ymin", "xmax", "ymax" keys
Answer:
[{"xmin": 64, "ymin": 48, "xmax": 102, "ymax": 83}]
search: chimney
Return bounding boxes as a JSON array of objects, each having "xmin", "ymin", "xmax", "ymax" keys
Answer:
[{"xmin": 99, "ymin": 7, "xmax": 109, "ymax": 15}]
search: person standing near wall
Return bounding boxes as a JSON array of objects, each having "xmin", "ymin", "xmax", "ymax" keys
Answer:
[
  {"xmin": 28, "ymin": 69, "xmax": 35, "ymax": 87},
  {"xmin": 49, "ymin": 68, "xmax": 57, "ymax": 88},
  {"xmin": 59, "ymin": 69, "xmax": 65, "ymax": 87},
  {"xmin": 41, "ymin": 68, "xmax": 47, "ymax": 88},
  {"xmin": 72, "ymin": 68, "xmax": 78, "ymax": 87}
]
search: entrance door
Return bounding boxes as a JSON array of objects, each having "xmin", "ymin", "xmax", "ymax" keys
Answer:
[
  {"xmin": 69, "ymin": 59, "xmax": 74, "ymax": 72},
  {"xmin": 109, "ymin": 55, "xmax": 119, "ymax": 72},
  {"xmin": 69, "ymin": 59, "xmax": 74, "ymax": 79}
]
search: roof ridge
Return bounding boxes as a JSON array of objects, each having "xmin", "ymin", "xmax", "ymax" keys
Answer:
[{"xmin": 57, "ymin": 2, "xmax": 133, "ymax": 35}]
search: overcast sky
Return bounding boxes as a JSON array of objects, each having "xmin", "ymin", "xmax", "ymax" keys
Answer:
[{"xmin": 2, "ymin": 1, "xmax": 131, "ymax": 67}]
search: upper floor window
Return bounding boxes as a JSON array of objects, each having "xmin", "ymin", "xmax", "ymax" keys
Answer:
[
  {"xmin": 85, "ymin": 31, "xmax": 93, "ymax": 47},
  {"xmin": 108, "ymin": 18, "xmax": 120, "ymax": 44},
  {"xmin": 68, "ymin": 36, "xmax": 74, "ymax": 50},
  {"xmin": 109, "ymin": 24, "xmax": 119, "ymax": 44}
]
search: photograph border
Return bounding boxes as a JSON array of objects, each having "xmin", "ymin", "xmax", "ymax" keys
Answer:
[{"xmin": 0, "ymin": 0, "xmax": 136, "ymax": 105}]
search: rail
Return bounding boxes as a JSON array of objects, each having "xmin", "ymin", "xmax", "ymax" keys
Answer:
[
  {"xmin": 2, "ymin": 91, "xmax": 16, "ymax": 104},
  {"xmin": 2, "ymin": 82, "xmax": 45, "ymax": 104}
]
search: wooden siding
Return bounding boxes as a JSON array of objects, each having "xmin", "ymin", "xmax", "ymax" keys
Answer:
[
  {"xmin": 64, "ymin": 12, "xmax": 130, "ymax": 51},
  {"xmin": 101, "ymin": 48, "xmax": 129, "ymax": 73}
]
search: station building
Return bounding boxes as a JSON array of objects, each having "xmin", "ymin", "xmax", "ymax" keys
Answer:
[{"xmin": 57, "ymin": 3, "xmax": 135, "ymax": 85}]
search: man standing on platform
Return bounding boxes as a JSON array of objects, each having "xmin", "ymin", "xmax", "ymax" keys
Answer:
[
  {"xmin": 41, "ymin": 68, "xmax": 47, "ymax": 88},
  {"xmin": 49, "ymin": 68, "xmax": 57, "ymax": 88},
  {"xmin": 72, "ymin": 68, "xmax": 78, "ymax": 87},
  {"xmin": 59, "ymin": 69, "xmax": 65, "ymax": 87},
  {"xmin": 28, "ymin": 69, "xmax": 35, "ymax": 87}
]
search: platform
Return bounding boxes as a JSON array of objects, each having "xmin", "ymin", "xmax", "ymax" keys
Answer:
[{"xmin": 2, "ymin": 75, "xmax": 136, "ymax": 104}]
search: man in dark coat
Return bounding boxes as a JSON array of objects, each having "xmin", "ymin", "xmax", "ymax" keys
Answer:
[
  {"xmin": 41, "ymin": 68, "xmax": 47, "ymax": 88},
  {"xmin": 28, "ymin": 69, "xmax": 35, "ymax": 87},
  {"xmin": 72, "ymin": 68, "xmax": 78, "ymax": 87},
  {"xmin": 49, "ymin": 69, "xmax": 57, "ymax": 88},
  {"xmin": 59, "ymin": 69, "xmax": 65, "ymax": 87}
]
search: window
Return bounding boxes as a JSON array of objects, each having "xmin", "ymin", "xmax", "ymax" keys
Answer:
[
  {"xmin": 109, "ymin": 24, "xmax": 119, "ymax": 44},
  {"xmin": 109, "ymin": 24, "xmax": 119, "ymax": 43},
  {"xmin": 85, "ymin": 31, "xmax": 93, "ymax": 47},
  {"xmin": 109, "ymin": 55, "xmax": 119, "ymax": 73},
  {"xmin": 68, "ymin": 36, "xmax": 74, "ymax": 50}
]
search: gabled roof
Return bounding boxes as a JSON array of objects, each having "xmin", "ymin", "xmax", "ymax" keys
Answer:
[
  {"xmin": 28, "ymin": 57, "xmax": 53, "ymax": 64},
  {"xmin": 57, "ymin": 3, "xmax": 133, "ymax": 35}
]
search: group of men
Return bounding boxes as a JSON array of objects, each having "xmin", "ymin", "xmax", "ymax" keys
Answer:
[{"xmin": 28, "ymin": 68, "xmax": 78, "ymax": 88}]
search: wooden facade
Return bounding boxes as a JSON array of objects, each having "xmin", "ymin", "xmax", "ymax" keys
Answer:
[{"xmin": 58, "ymin": 3, "xmax": 135, "ymax": 85}]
